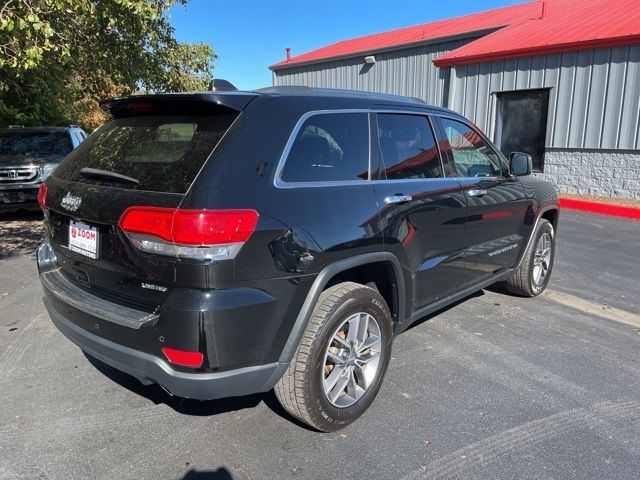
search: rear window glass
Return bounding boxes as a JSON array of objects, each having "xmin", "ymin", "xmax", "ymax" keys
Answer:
[
  {"xmin": 54, "ymin": 114, "xmax": 237, "ymax": 193},
  {"xmin": 0, "ymin": 132, "xmax": 72, "ymax": 159},
  {"xmin": 281, "ymin": 113, "xmax": 369, "ymax": 183}
]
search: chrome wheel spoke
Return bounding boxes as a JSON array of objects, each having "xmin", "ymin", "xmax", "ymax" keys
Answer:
[
  {"xmin": 347, "ymin": 367, "xmax": 365, "ymax": 401},
  {"xmin": 332, "ymin": 333, "xmax": 350, "ymax": 351},
  {"xmin": 328, "ymin": 370, "xmax": 350, "ymax": 403},
  {"xmin": 324, "ymin": 364, "xmax": 347, "ymax": 393},
  {"xmin": 358, "ymin": 334, "xmax": 381, "ymax": 353},
  {"xmin": 326, "ymin": 351, "xmax": 346, "ymax": 365}
]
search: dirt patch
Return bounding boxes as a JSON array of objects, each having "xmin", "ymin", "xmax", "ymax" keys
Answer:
[{"xmin": 0, "ymin": 211, "xmax": 45, "ymax": 258}]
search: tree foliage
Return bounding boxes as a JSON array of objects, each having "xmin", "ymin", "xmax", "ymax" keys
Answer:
[{"xmin": 0, "ymin": 0, "xmax": 217, "ymax": 128}]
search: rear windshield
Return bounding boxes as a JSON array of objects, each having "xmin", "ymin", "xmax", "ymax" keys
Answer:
[
  {"xmin": 54, "ymin": 114, "xmax": 237, "ymax": 193},
  {"xmin": 0, "ymin": 132, "xmax": 72, "ymax": 160}
]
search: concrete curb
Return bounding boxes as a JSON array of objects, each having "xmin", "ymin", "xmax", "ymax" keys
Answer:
[{"xmin": 559, "ymin": 197, "xmax": 640, "ymax": 220}]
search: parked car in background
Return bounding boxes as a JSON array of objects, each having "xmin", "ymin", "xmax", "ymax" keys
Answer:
[
  {"xmin": 36, "ymin": 86, "xmax": 558, "ymax": 431},
  {"xmin": 0, "ymin": 125, "xmax": 87, "ymax": 213}
]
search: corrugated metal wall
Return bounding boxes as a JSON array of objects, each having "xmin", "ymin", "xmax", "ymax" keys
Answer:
[
  {"xmin": 273, "ymin": 39, "xmax": 472, "ymax": 106},
  {"xmin": 448, "ymin": 45, "xmax": 640, "ymax": 149}
]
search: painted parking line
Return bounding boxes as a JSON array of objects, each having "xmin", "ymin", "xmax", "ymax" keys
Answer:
[{"xmin": 544, "ymin": 290, "xmax": 640, "ymax": 329}]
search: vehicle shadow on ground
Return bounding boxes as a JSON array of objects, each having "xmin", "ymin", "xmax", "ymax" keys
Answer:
[
  {"xmin": 181, "ymin": 468, "xmax": 233, "ymax": 479},
  {"xmin": 0, "ymin": 211, "xmax": 44, "ymax": 259},
  {"xmin": 84, "ymin": 353, "xmax": 314, "ymax": 430}
]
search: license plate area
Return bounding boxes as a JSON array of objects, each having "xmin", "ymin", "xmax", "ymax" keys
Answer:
[{"xmin": 68, "ymin": 220, "xmax": 99, "ymax": 259}]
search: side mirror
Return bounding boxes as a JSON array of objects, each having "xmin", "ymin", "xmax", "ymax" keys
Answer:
[{"xmin": 510, "ymin": 152, "xmax": 532, "ymax": 176}]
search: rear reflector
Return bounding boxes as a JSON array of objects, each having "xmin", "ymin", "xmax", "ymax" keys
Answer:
[
  {"xmin": 38, "ymin": 183, "xmax": 48, "ymax": 210},
  {"xmin": 162, "ymin": 347, "xmax": 204, "ymax": 368},
  {"xmin": 118, "ymin": 207, "xmax": 258, "ymax": 260}
]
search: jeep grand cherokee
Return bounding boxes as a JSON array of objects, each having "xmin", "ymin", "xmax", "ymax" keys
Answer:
[{"xmin": 37, "ymin": 87, "xmax": 558, "ymax": 431}]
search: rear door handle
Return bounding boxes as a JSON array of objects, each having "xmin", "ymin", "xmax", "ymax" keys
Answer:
[
  {"xmin": 467, "ymin": 189, "xmax": 488, "ymax": 197},
  {"xmin": 384, "ymin": 194, "xmax": 413, "ymax": 205}
]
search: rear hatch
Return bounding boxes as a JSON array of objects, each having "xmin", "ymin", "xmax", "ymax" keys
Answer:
[{"xmin": 44, "ymin": 93, "xmax": 256, "ymax": 312}]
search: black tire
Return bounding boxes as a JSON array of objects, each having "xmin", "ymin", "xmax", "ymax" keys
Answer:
[
  {"xmin": 505, "ymin": 218, "xmax": 555, "ymax": 297},
  {"xmin": 274, "ymin": 281, "xmax": 393, "ymax": 432}
]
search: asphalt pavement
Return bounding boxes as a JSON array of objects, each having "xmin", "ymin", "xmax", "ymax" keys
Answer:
[{"xmin": 0, "ymin": 210, "xmax": 638, "ymax": 480}]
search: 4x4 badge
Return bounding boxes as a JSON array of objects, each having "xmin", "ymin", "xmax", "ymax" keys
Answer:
[{"xmin": 61, "ymin": 192, "xmax": 82, "ymax": 212}]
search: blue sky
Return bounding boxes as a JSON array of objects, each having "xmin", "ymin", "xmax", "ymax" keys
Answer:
[{"xmin": 169, "ymin": 0, "xmax": 526, "ymax": 91}]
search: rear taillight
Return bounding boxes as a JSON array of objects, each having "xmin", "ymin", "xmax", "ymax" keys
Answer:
[
  {"xmin": 37, "ymin": 183, "xmax": 48, "ymax": 210},
  {"xmin": 162, "ymin": 347, "xmax": 204, "ymax": 368},
  {"xmin": 117, "ymin": 207, "xmax": 259, "ymax": 260}
]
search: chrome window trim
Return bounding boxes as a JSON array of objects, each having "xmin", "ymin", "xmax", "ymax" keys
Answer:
[
  {"xmin": 274, "ymin": 108, "xmax": 451, "ymax": 189},
  {"xmin": 273, "ymin": 109, "xmax": 371, "ymax": 189}
]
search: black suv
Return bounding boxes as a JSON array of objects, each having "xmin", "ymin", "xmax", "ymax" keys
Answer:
[
  {"xmin": 0, "ymin": 125, "xmax": 86, "ymax": 212},
  {"xmin": 37, "ymin": 87, "xmax": 558, "ymax": 431}
]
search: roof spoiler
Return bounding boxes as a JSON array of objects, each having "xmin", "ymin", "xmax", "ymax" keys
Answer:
[{"xmin": 99, "ymin": 92, "xmax": 258, "ymax": 118}]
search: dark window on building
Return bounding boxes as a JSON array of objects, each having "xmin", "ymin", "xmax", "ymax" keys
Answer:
[
  {"xmin": 281, "ymin": 113, "xmax": 369, "ymax": 183},
  {"xmin": 496, "ymin": 89, "xmax": 550, "ymax": 172},
  {"xmin": 376, "ymin": 114, "xmax": 442, "ymax": 180},
  {"xmin": 440, "ymin": 118, "xmax": 503, "ymax": 177}
]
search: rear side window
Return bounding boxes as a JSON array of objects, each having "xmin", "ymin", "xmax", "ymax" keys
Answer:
[
  {"xmin": 439, "ymin": 118, "xmax": 502, "ymax": 178},
  {"xmin": 377, "ymin": 114, "xmax": 442, "ymax": 180},
  {"xmin": 280, "ymin": 113, "xmax": 369, "ymax": 183},
  {"xmin": 54, "ymin": 114, "xmax": 237, "ymax": 193},
  {"xmin": 0, "ymin": 132, "xmax": 72, "ymax": 158}
]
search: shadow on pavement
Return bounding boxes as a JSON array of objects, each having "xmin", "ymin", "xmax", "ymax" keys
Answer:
[
  {"xmin": 0, "ymin": 210, "xmax": 44, "ymax": 259},
  {"xmin": 84, "ymin": 352, "xmax": 315, "ymax": 430},
  {"xmin": 181, "ymin": 468, "xmax": 233, "ymax": 479}
]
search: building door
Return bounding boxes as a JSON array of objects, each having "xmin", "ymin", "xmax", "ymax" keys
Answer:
[{"xmin": 495, "ymin": 89, "xmax": 550, "ymax": 172}]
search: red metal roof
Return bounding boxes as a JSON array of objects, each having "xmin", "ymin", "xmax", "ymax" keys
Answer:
[
  {"xmin": 272, "ymin": 0, "xmax": 640, "ymax": 70},
  {"xmin": 434, "ymin": 0, "xmax": 640, "ymax": 67},
  {"xmin": 271, "ymin": 1, "xmax": 541, "ymax": 69}
]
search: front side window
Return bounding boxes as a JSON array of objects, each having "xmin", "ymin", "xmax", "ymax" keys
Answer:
[
  {"xmin": 440, "ymin": 118, "xmax": 503, "ymax": 178},
  {"xmin": 280, "ymin": 113, "xmax": 369, "ymax": 183},
  {"xmin": 377, "ymin": 114, "xmax": 442, "ymax": 180}
]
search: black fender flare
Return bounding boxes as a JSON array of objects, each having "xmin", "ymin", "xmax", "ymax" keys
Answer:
[
  {"xmin": 277, "ymin": 252, "xmax": 406, "ymax": 364},
  {"xmin": 515, "ymin": 204, "xmax": 559, "ymax": 268}
]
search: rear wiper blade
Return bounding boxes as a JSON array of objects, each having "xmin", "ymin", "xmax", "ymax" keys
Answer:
[{"xmin": 80, "ymin": 167, "xmax": 139, "ymax": 185}]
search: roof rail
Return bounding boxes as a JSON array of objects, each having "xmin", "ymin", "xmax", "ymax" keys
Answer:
[
  {"xmin": 8, "ymin": 125, "xmax": 24, "ymax": 128},
  {"xmin": 68, "ymin": 124, "xmax": 81, "ymax": 128}
]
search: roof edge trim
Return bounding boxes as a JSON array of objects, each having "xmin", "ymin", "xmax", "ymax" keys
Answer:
[
  {"xmin": 270, "ymin": 27, "xmax": 506, "ymax": 71},
  {"xmin": 434, "ymin": 35, "xmax": 640, "ymax": 67}
]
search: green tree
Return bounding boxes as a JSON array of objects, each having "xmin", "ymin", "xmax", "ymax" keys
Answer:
[{"xmin": 0, "ymin": 0, "xmax": 217, "ymax": 129}]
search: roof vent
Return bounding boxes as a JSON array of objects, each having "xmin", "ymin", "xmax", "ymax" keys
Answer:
[{"xmin": 208, "ymin": 79, "xmax": 238, "ymax": 92}]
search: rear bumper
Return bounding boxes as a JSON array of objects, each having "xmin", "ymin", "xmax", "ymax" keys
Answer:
[
  {"xmin": 38, "ymin": 242, "xmax": 289, "ymax": 400},
  {"xmin": 44, "ymin": 297, "xmax": 287, "ymax": 399}
]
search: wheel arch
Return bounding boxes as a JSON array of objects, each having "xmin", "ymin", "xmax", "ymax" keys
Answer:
[
  {"xmin": 277, "ymin": 252, "xmax": 406, "ymax": 364},
  {"xmin": 516, "ymin": 204, "xmax": 559, "ymax": 268}
]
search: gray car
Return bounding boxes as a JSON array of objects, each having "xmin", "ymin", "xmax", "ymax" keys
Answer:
[{"xmin": 0, "ymin": 125, "xmax": 86, "ymax": 213}]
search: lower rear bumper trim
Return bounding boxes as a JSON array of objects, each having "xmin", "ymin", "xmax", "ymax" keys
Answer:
[{"xmin": 44, "ymin": 297, "xmax": 288, "ymax": 400}]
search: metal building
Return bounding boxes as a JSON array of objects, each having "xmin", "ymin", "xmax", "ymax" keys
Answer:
[{"xmin": 271, "ymin": 0, "xmax": 640, "ymax": 199}]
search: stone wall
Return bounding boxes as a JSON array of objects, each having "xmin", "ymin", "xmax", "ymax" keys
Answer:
[{"xmin": 535, "ymin": 149, "xmax": 640, "ymax": 199}]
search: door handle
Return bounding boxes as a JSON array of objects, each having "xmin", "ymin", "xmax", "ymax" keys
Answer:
[
  {"xmin": 384, "ymin": 194, "xmax": 413, "ymax": 205},
  {"xmin": 467, "ymin": 189, "xmax": 488, "ymax": 197}
]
